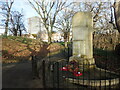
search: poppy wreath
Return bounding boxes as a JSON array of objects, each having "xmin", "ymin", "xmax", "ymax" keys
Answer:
[{"xmin": 60, "ymin": 60, "xmax": 83, "ymax": 76}]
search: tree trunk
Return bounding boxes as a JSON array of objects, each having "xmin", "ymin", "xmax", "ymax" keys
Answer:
[
  {"xmin": 67, "ymin": 32, "xmax": 70, "ymax": 42},
  {"xmin": 19, "ymin": 30, "xmax": 22, "ymax": 36},
  {"xmin": 4, "ymin": 16, "xmax": 9, "ymax": 36},
  {"xmin": 13, "ymin": 29, "xmax": 17, "ymax": 36},
  {"xmin": 114, "ymin": 2, "xmax": 120, "ymax": 33},
  {"xmin": 4, "ymin": 22, "xmax": 8, "ymax": 36},
  {"xmin": 48, "ymin": 32, "xmax": 52, "ymax": 44},
  {"xmin": 64, "ymin": 33, "xmax": 68, "ymax": 42},
  {"xmin": 64, "ymin": 33, "xmax": 68, "ymax": 48}
]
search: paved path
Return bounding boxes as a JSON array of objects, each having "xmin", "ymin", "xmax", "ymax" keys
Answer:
[{"xmin": 2, "ymin": 61, "xmax": 43, "ymax": 88}]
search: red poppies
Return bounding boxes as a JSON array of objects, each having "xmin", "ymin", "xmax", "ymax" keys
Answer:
[
  {"xmin": 60, "ymin": 66, "xmax": 83, "ymax": 77},
  {"xmin": 60, "ymin": 67, "xmax": 68, "ymax": 71},
  {"xmin": 73, "ymin": 71, "xmax": 82, "ymax": 76},
  {"xmin": 60, "ymin": 60, "xmax": 83, "ymax": 77}
]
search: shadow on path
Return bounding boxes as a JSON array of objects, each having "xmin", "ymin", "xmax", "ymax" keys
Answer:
[{"xmin": 2, "ymin": 61, "xmax": 43, "ymax": 88}]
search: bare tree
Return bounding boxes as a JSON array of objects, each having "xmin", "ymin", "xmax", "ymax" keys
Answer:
[
  {"xmin": 0, "ymin": 0, "xmax": 14, "ymax": 36},
  {"xmin": 28, "ymin": 0, "xmax": 72, "ymax": 43},
  {"xmin": 73, "ymin": 2, "xmax": 112, "ymax": 30},
  {"xmin": 56, "ymin": 8, "xmax": 74, "ymax": 42},
  {"xmin": 55, "ymin": 2, "xmax": 112, "ymax": 42},
  {"xmin": 10, "ymin": 11, "xmax": 26, "ymax": 36}
]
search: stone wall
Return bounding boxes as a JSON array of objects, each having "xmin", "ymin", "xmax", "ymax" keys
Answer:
[{"xmin": 93, "ymin": 33, "xmax": 120, "ymax": 50}]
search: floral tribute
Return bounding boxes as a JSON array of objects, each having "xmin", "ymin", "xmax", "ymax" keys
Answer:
[{"xmin": 60, "ymin": 60, "xmax": 82, "ymax": 77}]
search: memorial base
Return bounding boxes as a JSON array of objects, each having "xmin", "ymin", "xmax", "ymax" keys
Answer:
[
  {"xmin": 64, "ymin": 67, "xmax": 119, "ymax": 87},
  {"xmin": 66, "ymin": 56, "xmax": 119, "ymax": 87},
  {"xmin": 69, "ymin": 56, "xmax": 96, "ymax": 71}
]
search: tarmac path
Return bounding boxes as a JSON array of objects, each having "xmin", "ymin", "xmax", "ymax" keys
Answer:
[{"xmin": 2, "ymin": 61, "xmax": 43, "ymax": 88}]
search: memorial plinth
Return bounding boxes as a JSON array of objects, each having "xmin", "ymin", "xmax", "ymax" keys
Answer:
[
  {"xmin": 67, "ymin": 12, "xmax": 119, "ymax": 87},
  {"xmin": 70, "ymin": 12, "xmax": 95, "ymax": 70}
]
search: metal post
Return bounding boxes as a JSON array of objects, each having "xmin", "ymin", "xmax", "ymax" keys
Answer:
[
  {"xmin": 32, "ymin": 55, "xmax": 37, "ymax": 79},
  {"xmin": 57, "ymin": 62, "xmax": 59, "ymax": 88},
  {"xmin": 42, "ymin": 60, "xmax": 46, "ymax": 88},
  {"xmin": 52, "ymin": 63, "xmax": 55, "ymax": 88}
]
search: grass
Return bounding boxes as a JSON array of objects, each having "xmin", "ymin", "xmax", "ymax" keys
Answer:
[{"xmin": 1, "ymin": 35, "xmax": 33, "ymax": 44}]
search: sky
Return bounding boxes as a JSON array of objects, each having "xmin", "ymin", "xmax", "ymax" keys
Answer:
[
  {"xmin": 12, "ymin": 0, "xmax": 39, "ymax": 32},
  {"xmin": 13, "ymin": 0, "xmax": 38, "ymax": 18},
  {"xmin": 0, "ymin": 0, "xmax": 39, "ymax": 34},
  {"xmin": 0, "ymin": 0, "xmax": 117, "ymax": 34}
]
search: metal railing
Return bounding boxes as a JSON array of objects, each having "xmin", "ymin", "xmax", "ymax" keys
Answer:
[{"xmin": 32, "ymin": 47, "xmax": 120, "ymax": 89}]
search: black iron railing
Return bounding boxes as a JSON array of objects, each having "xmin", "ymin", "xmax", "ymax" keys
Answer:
[{"xmin": 31, "ymin": 47, "xmax": 120, "ymax": 89}]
